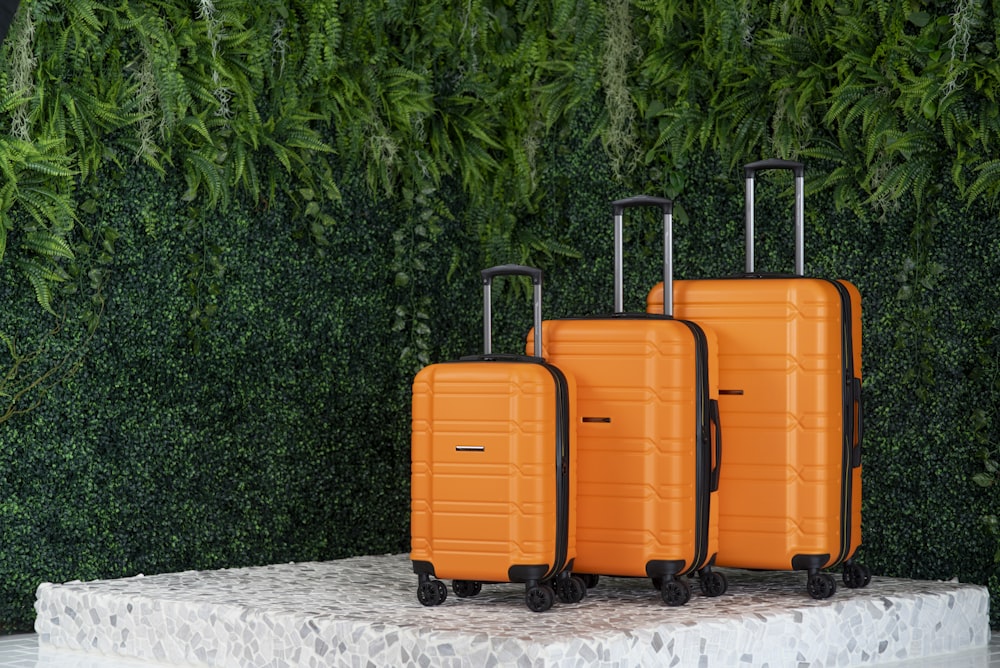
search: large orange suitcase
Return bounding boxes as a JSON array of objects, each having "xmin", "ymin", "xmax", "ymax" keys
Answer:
[
  {"xmin": 647, "ymin": 159, "xmax": 868, "ymax": 599},
  {"xmin": 410, "ymin": 264, "xmax": 583, "ymax": 612},
  {"xmin": 528, "ymin": 196, "xmax": 724, "ymax": 606}
]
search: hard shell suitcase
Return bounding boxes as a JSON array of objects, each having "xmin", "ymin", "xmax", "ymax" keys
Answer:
[
  {"xmin": 528, "ymin": 196, "xmax": 725, "ymax": 606},
  {"xmin": 410, "ymin": 264, "xmax": 583, "ymax": 612},
  {"xmin": 646, "ymin": 160, "xmax": 868, "ymax": 599}
]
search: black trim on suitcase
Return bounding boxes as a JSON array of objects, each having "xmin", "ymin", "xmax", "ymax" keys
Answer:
[
  {"xmin": 679, "ymin": 319, "xmax": 715, "ymax": 576},
  {"xmin": 791, "ymin": 554, "xmax": 830, "ymax": 572},
  {"xmin": 646, "ymin": 560, "xmax": 686, "ymax": 579},
  {"xmin": 543, "ymin": 361, "xmax": 573, "ymax": 582},
  {"xmin": 829, "ymin": 279, "xmax": 860, "ymax": 566}
]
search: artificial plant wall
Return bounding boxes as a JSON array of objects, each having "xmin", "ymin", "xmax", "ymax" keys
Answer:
[{"xmin": 1, "ymin": 0, "xmax": 999, "ymax": 630}]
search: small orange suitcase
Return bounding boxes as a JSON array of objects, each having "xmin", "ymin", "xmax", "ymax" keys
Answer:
[
  {"xmin": 528, "ymin": 196, "xmax": 724, "ymax": 606},
  {"xmin": 410, "ymin": 265, "xmax": 583, "ymax": 612},
  {"xmin": 647, "ymin": 160, "xmax": 867, "ymax": 599}
]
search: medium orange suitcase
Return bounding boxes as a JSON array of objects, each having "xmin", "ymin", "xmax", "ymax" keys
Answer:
[
  {"xmin": 410, "ymin": 265, "xmax": 583, "ymax": 612},
  {"xmin": 528, "ymin": 196, "xmax": 724, "ymax": 606},
  {"xmin": 647, "ymin": 159, "xmax": 867, "ymax": 599}
]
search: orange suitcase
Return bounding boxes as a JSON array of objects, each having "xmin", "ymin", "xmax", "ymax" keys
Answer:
[
  {"xmin": 410, "ymin": 264, "xmax": 583, "ymax": 612},
  {"xmin": 528, "ymin": 196, "xmax": 724, "ymax": 606},
  {"xmin": 647, "ymin": 160, "xmax": 868, "ymax": 599}
]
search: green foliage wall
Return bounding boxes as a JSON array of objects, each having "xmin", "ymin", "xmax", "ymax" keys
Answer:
[{"xmin": 2, "ymin": 0, "xmax": 1000, "ymax": 632}]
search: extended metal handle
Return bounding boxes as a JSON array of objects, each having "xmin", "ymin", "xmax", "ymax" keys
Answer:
[
  {"xmin": 611, "ymin": 195, "xmax": 674, "ymax": 315},
  {"xmin": 480, "ymin": 264, "xmax": 543, "ymax": 357},
  {"xmin": 744, "ymin": 159, "xmax": 805, "ymax": 275}
]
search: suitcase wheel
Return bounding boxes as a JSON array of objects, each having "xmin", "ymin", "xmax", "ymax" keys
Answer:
[
  {"xmin": 842, "ymin": 562, "xmax": 872, "ymax": 589},
  {"xmin": 579, "ymin": 573, "xmax": 600, "ymax": 589},
  {"xmin": 698, "ymin": 570, "xmax": 729, "ymax": 597},
  {"xmin": 417, "ymin": 579, "xmax": 448, "ymax": 607},
  {"xmin": 555, "ymin": 575, "xmax": 587, "ymax": 604},
  {"xmin": 452, "ymin": 580, "xmax": 483, "ymax": 598},
  {"xmin": 806, "ymin": 572, "xmax": 837, "ymax": 600},
  {"xmin": 659, "ymin": 578, "xmax": 692, "ymax": 606},
  {"xmin": 525, "ymin": 583, "xmax": 556, "ymax": 612}
]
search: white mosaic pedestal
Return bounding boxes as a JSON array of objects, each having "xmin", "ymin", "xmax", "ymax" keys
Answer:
[{"xmin": 34, "ymin": 553, "xmax": 990, "ymax": 667}]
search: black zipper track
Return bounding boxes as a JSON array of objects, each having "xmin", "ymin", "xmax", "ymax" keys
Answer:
[
  {"xmin": 678, "ymin": 320, "xmax": 712, "ymax": 574},
  {"xmin": 539, "ymin": 361, "xmax": 572, "ymax": 580},
  {"xmin": 824, "ymin": 278, "xmax": 858, "ymax": 566}
]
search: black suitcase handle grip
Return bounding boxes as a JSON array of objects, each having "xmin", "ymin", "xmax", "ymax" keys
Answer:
[
  {"xmin": 612, "ymin": 194, "xmax": 673, "ymax": 217},
  {"xmin": 480, "ymin": 264, "xmax": 544, "ymax": 357},
  {"xmin": 481, "ymin": 264, "xmax": 543, "ymax": 286},
  {"xmin": 744, "ymin": 158, "xmax": 805, "ymax": 178}
]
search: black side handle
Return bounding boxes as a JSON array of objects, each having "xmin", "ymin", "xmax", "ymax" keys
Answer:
[
  {"xmin": 710, "ymin": 398, "xmax": 722, "ymax": 492},
  {"xmin": 852, "ymin": 377, "xmax": 863, "ymax": 468},
  {"xmin": 481, "ymin": 264, "xmax": 543, "ymax": 286}
]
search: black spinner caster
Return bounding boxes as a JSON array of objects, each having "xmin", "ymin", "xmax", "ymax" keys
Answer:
[
  {"xmin": 417, "ymin": 578, "xmax": 448, "ymax": 606},
  {"xmin": 806, "ymin": 572, "xmax": 837, "ymax": 600},
  {"xmin": 452, "ymin": 580, "xmax": 482, "ymax": 598},
  {"xmin": 555, "ymin": 575, "xmax": 587, "ymax": 604},
  {"xmin": 698, "ymin": 569, "xmax": 728, "ymax": 597},
  {"xmin": 842, "ymin": 561, "xmax": 872, "ymax": 589},
  {"xmin": 660, "ymin": 577, "xmax": 692, "ymax": 606},
  {"xmin": 525, "ymin": 582, "xmax": 556, "ymax": 612}
]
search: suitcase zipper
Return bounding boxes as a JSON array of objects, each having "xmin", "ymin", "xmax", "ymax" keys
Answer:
[
  {"xmin": 825, "ymin": 279, "xmax": 859, "ymax": 566},
  {"xmin": 679, "ymin": 320, "xmax": 712, "ymax": 575},
  {"xmin": 540, "ymin": 361, "xmax": 573, "ymax": 581}
]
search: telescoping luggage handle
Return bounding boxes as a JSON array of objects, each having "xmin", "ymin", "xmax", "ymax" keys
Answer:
[
  {"xmin": 744, "ymin": 158, "xmax": 805, "ymax": 276},
  {"xmin": 481, "ymin": 264, "xmax": 544, "ymax": 358},
  {"xmin": 612, "ymin": 195, "xmax": 674, "ymax": 315}
]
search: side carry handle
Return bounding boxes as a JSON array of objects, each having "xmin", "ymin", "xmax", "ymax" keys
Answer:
[
  {"xmin": 481, "ymin": 264, "xmax": 544, "ymax": 358},
  {"xmin": 612, "ymin": 195, "xmax": 674, "ymax": 315},
  {"xmin": 851, "ymin": 377, "xmax": 863, "ymax": 468},
  {"xmin": 744, "ymin": 158, "xmax": 805, "ymax": 276},
  {"xmin": 710, "ymin": 398, "xmax": 723, "ymax": 492}
]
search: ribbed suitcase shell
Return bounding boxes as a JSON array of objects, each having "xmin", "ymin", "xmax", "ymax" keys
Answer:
[
  {"xmin": 647, "ymin": 277, "xmax": 861, "ymax": 572},
  {"xmin": 410, "ymin": 359, "xmax": 576, "ymax": 582},
  {"xmin": 528, "ymin": 317, "xmax": 719, "ymax": 581}
]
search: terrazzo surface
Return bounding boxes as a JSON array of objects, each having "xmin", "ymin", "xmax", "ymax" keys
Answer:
[
  {"xmin": 3, "ymin": 633, "xmax": 998, "ymax": 668},
  {"xmin": 34, "ymin": 553, "xmax": 990, "ymax": 667}
]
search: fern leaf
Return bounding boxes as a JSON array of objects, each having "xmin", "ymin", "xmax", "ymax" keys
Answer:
[
  {"xmin": 22, "ymin": 230, "xmax": 75, "ymax": 260},
  {"xmin": 17, "ymin": 259, "xmax": 58, "ymax": 315},
  {"xmin": 967, "ymin": 159, "xmax": 1000, "ymax": 203}
]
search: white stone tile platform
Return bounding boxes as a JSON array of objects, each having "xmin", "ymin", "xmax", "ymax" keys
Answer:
[{"xmin": 33, "ymin": 553, "xmax": 990, "ymax": 667}]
